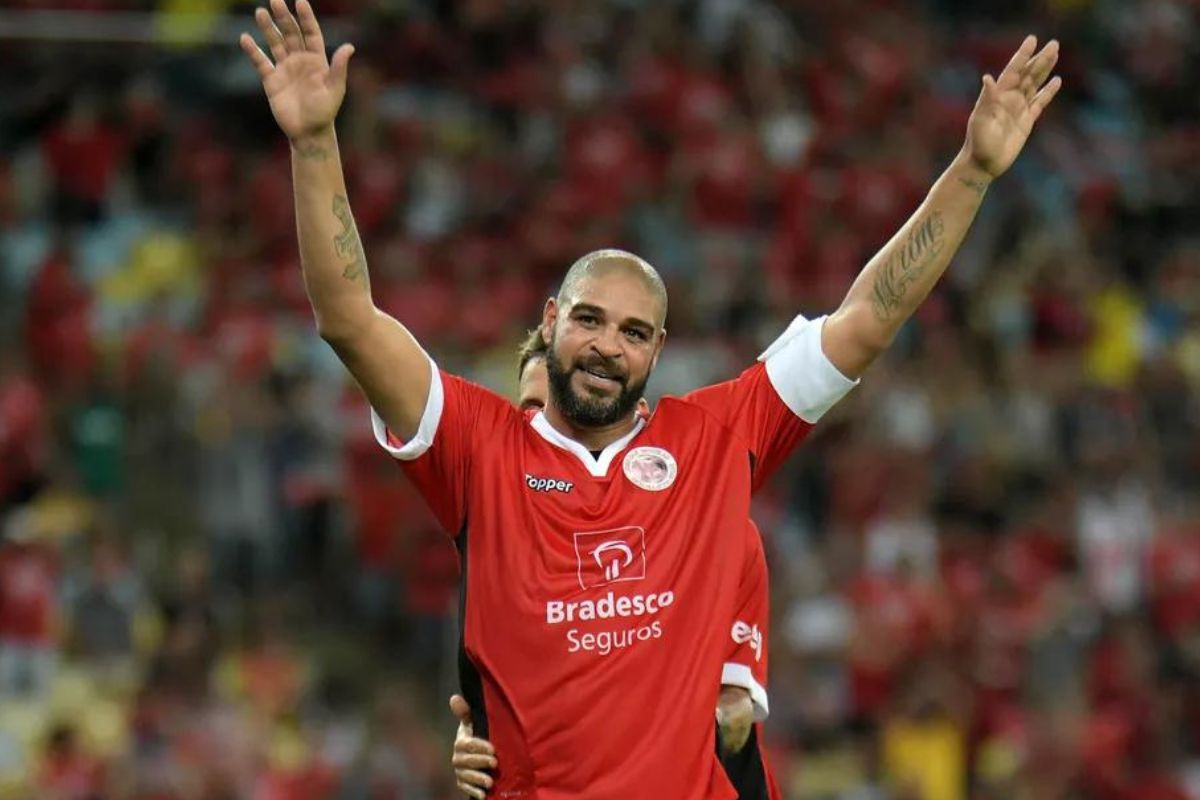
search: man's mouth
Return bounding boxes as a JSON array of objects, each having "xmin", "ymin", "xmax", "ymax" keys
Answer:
[{"xmin": 578, "ymin": 365, "xmax": 623, "ymax": 391}]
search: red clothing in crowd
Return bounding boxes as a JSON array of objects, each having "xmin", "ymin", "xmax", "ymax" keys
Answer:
[
  {"xmin": 0, "ymin": 542, "xmax": 58, "ymax": 646},
  {"xmin": 24, "ymin": 251, "xmax": 94, "ymax": 390}
]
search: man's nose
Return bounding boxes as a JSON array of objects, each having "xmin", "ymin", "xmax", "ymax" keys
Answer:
[{"xmin": 592, "ymin": 324, "xmax": 623, "ymax": 358}]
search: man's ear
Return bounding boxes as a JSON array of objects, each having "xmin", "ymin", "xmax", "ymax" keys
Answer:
[
  {"xmin": 541, "ymin": 297, "xmax": 558, "ymax": 346},
  {"xmin": 650, "ymin": 327, "xmax": 667, "ymax": 371}
]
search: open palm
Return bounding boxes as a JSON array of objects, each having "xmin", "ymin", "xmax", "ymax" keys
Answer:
[
  {"xmin": 239, "ymin": 0, "xmax": 354, "ymax": 141},
  {"xmin": 965, "ymin": 35, "xmax": 1062, "ymax": 178}
]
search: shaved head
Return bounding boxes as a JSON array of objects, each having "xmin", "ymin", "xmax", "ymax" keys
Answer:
[{"xmin": 556, "ymin": 249, "xmax": 668, "ymax": 329}]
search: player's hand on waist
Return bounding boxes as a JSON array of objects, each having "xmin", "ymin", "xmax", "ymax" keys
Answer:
[{"xmin": 451, "ymin": 694, "xmax": 497, "ymax": 799}]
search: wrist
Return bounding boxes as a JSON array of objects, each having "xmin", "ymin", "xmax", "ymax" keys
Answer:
[
  {"xmin": 290, "ymin": 127, "xmax": 337, "ymax": 160},
  {"xmin": 949, "ymin": 149, "xmax": 994, "ymax": 196}
]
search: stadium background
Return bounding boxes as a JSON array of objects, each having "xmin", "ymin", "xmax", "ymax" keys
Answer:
[{"xmin": 0, "ymin": 0, "xmax": 1198, "ymax": 797}]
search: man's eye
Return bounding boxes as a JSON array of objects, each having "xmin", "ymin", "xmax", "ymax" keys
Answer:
[
  {"xmin": 577, "ymin": 315, "xmax": 598, "ymax": 326},
  {"xmin": 624, "ymin": 329, "xmax": 648, "ymax": 342}
]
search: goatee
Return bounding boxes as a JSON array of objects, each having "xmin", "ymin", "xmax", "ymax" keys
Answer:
[{"xmin": 546, "ymin": 345, "xmax": 646, "ymax": 428}]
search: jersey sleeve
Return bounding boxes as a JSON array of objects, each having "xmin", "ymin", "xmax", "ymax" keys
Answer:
[
  {"xmin": 685, "ymin": 314, "xmax": 858, "ymax": 490},
  {"xmin": 370, "ymin": 352, "xmax": 512, "ymax": 536},
  {"xmin": 720, "ymin": 527, "xmax": 771, "ymax": 722}
]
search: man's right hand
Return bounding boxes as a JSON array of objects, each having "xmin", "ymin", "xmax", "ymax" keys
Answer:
[
  {"xmin": 716, "ymin": 685, "xmax": 755, "ymax": 755},
  {"xmin": 239, "ymin": 0, "xmax": 354, "ymax": 142},
  {"xmin": 450, "ymin": 694, "xmax": 498, "ymax": 799}
]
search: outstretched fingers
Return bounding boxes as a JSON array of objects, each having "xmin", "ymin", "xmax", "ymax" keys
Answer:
[
  {"xmin": 254, "ymin": 7, "xmax": 287, "ymax": 64},
  {"xmin": 1024, "ymin": 40, "xmax": 1060, "ymax": 91},
  {"xmin": 295, "ymin": 0, "xmax": 326, "ymax": 56},
  {"xmin": 996, "ymin": 34, "xmax": 1037, "ymax": 90},
  {"xmin": 1028, "ymin": 75, "xmax": 1063, "ymax": 124},
  {"xmin": 270, "ymin": 0, "xmax": 306, "ymax": 54},
  {"xmin": 239, "ymin": 33, "xmax": 275, "ymax": 79},
  {"xmin": 328, "ymin": 43, "xmax": 355, "ymax": 89}
]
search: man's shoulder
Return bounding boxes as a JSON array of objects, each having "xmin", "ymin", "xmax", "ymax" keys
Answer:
[
  {"xmin": 656, "ymin": 364, "xmax": 770, "ymax": 425},
  {"xmin": 441, "ymin": 370, "xmax": 523, "ymax": 421},
  {"xmin": 645, "ymin": 394, "xmax": 751, "ymax": 449},
  {"xmin": 649, "ymin": 395, "xmax": 714, "ymax": 426}
]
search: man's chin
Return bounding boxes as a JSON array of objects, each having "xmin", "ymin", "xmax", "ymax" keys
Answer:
[
  {"xmin": 571, "ymin": 391, "xmax": 618, "ymax": 416},
  {"xmin": 561, "ymin": 388, "xmax": 623, "ymax": 426}
]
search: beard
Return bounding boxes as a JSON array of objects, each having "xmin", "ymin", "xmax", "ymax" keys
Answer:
[{"xmin": 546, "ymin": 341, "xmax": 648, "ymax": 428}]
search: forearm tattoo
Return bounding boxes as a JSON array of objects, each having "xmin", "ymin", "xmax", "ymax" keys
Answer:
[
  {"xmin": 958, "ymin": 176, "xmax": 989, "ymax": 196},
  {"xmin": 332, "ymin": 194, "xmax": 369, "ymax": 287},
  {"xmin": 870, "ymin": 211, "xmax": 945, "ymax": 322}
]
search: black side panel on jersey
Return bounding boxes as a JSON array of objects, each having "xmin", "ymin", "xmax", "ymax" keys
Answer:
[
  {"xmin": 717, "ymin": 723, "xmax": 771, "ymax": 800},
  {"xmin": 456, "ymin": 522, "xmax": 489, "ymax": 741}
]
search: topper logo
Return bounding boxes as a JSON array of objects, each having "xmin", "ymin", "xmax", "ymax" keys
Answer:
[
  {"xmin": 574, "ymin": 527, "xmax": 646, "ymax": 589},
  {"xmin": 525, "ymin": 474, "xmax": 574, "ymax": 494}
]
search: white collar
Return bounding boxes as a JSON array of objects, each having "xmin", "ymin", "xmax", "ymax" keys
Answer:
[{"xmin": 529, "ymin": 412, "xmax": 646, "ymax": 477}]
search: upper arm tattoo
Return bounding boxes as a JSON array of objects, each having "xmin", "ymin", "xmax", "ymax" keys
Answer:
[
  {"xmin": 332, "ymin": 194, "xmax": 369, "ymax": 288},
  {"xmin": 870, "ymin": 211, "xmax": 945, "ymax": 322}
]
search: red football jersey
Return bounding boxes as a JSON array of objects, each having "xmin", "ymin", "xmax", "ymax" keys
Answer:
[{"xmin": 375, "ymin": 315, "xmax": 854, "ymax": 799}]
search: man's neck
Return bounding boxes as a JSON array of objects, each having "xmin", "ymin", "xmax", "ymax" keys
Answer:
[{"xmin": 543, "ymin": 403, "xmax": 639, "ymax": 452}]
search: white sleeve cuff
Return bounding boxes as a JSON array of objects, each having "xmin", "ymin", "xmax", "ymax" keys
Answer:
[
  {"xmin": 721, "ymin": 662, "xmax": 769, "ymax": 722},
  {"xmin": 370, "ymin": 353, "xmax": 444, "ymax": 461},
  {"xmin": 758, "ymin": 314, "xmax": 858, "ymax": 424}
]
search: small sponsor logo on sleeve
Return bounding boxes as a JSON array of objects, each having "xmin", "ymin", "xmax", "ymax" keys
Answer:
[{"xmin": 731, "ymin": 620, "xmax": 763, "ymax": 662}]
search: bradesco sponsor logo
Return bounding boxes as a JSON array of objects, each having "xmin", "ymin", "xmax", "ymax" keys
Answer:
[
  {"xmin": 546, "ymin": 590, "xmax": 675, "ymax": 624},
  {"xmin": 546, "ymin": 590, "xmax": 675, "ymax": 656}
]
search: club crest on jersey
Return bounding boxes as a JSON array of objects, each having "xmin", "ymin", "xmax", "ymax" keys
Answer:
[
  {"xmin": 574, "ymin": 527, "xmax": 646, "ymax": 589},
  {"xmin": 622, "ymin": 446, "xmax": 677, "ymax": 492}
]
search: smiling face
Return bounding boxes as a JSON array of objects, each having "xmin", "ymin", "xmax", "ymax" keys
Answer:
[
  {"xmin": 541, "ymin": 256, "xmax": 666, "ymax": 429},
  {"xmin": 520, "ymin": 354, "xmax": 651, "ymax": 418}
]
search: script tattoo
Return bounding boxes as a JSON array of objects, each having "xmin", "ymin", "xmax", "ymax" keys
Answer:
[
  {"xmin": 871, "ymin": 211, "xmax": 945, "ymax": 321},
  {"xmin": 332, "ymin": 195, "xmax": 368, "ymax": 287},
  {"xmin": 293, "ymin": 140, "xmax": 330, "ymax": 161},
  {"xmin": 958, "ymin": 176, "xmax": 989, "ymax": 197}
]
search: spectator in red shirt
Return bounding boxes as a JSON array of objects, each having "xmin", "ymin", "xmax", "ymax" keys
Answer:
[
  {"xmin": 0, "ymin": 507, "xmax": 58, "ymax": 698},
  {"xmin": 41, "ymin": 94, "xmax": 123, "ymax": 225},
  {"xmin": 0, "ymin": 355, "xmax": 48, "ymax": 507},
  {"xmin": 23, "ymin": 238, "xmax": 94, "ymax": 395}
]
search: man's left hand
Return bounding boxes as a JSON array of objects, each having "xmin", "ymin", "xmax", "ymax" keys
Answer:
[{"xmin": 963, "ymin": 35, "xmax": 1062, "ymax": 178}]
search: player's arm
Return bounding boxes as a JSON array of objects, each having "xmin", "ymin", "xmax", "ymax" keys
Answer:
[
  {"xmin": 449, "ymin": 695, "xmax": 496, "ymax": 799},
  {"xmin": 821, "ymin": 36, "xmax": 1062, "ymax": 378},
  {"xmin": 240, "ymin": 0, "xmax": 429, "ymax": 439}
]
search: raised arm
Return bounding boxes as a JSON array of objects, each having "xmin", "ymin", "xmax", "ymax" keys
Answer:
[
  {"xmin": 822, "ymin": 35, "xmax": 1062, "ymax": 378},
  {"xmin": 240, "ymin": 0, "xmax": 429, "ymax": 438}
]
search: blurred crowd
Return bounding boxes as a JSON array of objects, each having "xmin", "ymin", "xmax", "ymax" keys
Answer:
[{"xmin": 1, "ymin": 0, "xmax": 1199, "ymax": 798}]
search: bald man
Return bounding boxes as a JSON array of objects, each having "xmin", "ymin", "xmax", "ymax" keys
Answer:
[{"xmin": 244, "ymin": 3, "xmax": 1061, "ymax": 794}]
